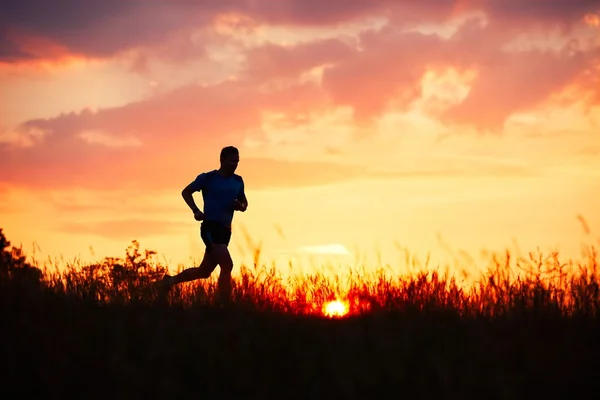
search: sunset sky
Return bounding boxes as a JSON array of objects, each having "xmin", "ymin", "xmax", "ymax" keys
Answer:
[{"xmin": 2, "ymin": 0, "xmax": 600, "ymax": 277}]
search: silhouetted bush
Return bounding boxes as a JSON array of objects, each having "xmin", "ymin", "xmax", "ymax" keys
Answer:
[{"xmin": 0, "ymin": 228, "xmax": 42, "ymax": 292}]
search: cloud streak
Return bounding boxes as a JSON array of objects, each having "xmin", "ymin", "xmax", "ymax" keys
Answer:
[{"xmin": 56, "ymin": 219, "xmax": 190, "ymax": 240}]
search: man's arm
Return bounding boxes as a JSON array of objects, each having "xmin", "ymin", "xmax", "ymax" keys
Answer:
[
  {"xmin": 182, "ymin": 183, "xmax": 200, "ymax": 213},
  {"xmin": 182, "ymin": 174, "xmax": 205, "ymax": 213},
  {"xmin": 235, "ymin": 179, "xmax": 248, "ymax": 212}
]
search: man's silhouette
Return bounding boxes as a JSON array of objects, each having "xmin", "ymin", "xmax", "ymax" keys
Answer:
[{"xmin": 159, "ymin": 146, "xmax": 247, "ymax": 303}]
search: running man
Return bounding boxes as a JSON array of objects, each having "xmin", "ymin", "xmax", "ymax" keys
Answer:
[{"xmin": 159, "ymin": 146, "xmax": 248, "ymax": 304}]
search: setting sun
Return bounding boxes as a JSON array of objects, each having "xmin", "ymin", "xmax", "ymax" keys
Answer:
[{"xmin": 323, "ymin": 300, "xmax": 349, "ymax": 318}]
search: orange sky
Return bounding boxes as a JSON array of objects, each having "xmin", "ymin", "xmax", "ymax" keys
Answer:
[{"xmin": 2, "ymin": 1, "xmax": 600, "ymax": 279}]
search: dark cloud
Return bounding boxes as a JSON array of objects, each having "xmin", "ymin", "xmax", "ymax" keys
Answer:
[
  {"xmin": 1, "ymin": 0, "xmax": 597, "ymax": 65},
  {"xmin": 0, "ymin": 0, "xmax": 214, "ymax": 60},
  {"xmin": 0, "ymin": 28, "xmax": 33, "ymax": 61},
  {"xmin": 481, "ymin": 0, "xmax": 600, "ymax": 28},
  {"xmin": 389, "ymin": 0, "xmax": 600, "ymax": 29},
  {"xmin": 0, "ymin": 0, "xmax": 389, "ymax": 63}
]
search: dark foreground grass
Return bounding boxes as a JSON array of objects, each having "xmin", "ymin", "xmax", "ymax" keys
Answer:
[{"xmin": 2, "ymin": 228, "xmax": 600, "ymax": 399}]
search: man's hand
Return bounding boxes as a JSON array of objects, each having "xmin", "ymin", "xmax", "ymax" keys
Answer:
[
  {"xmin": 193, "ymin": 210, "xmax": 205, "ymax": 221},
  {"xmin": 233, "ymin": 199, "xmax": 247, "ymax": 212}
]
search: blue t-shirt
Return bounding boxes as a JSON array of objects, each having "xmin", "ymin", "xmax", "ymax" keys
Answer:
[{"xmin": 189, "ymin": 170, "xmax": 245, "ymax": 227}]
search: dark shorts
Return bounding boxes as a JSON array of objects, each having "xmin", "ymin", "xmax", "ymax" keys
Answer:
[{"xmin": 200, "ymin": 220, "xmax": 231, "ymax": 253}]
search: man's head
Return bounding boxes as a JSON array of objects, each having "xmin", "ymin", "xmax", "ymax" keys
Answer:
[{"xmin": 219, "ymin": 146, "xmax": 239, "ymax": 175}]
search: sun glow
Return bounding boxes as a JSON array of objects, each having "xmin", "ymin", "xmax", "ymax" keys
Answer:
[{"xmin": 323, "ymin": 300, "xmax": 349, "ymax": 318}]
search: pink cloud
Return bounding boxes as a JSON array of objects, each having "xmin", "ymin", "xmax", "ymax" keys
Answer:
[
  {"xmin": 235, "ymin": 4, "xmax": 600, "ymax": 129},
  {"xmin": 0, "ymin": 76, "xmax": 372, "ymax": 192},
  {"xmin": 321, "ymin": 29, "xmax": 446, "ymax": 120},
  {"xmin": 441, "ymin": 49, "xmax": 594, "ymax": 130},
  {"xmin": 243, "ymin": 38, "xmax": 355, "ymax": 81},
  {"xmin": 2, "ymin": 0, "xmax": 600, "ymax": 192},
  {"xmin": 426, "ymin": 17, "xmax": 600, "ymax": 130},
  {"xmin": 3, "ymin": 20, "xmax": 599, "ymax": 194}
]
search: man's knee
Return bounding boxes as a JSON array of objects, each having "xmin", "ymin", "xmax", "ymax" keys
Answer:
[
  {"xmin": 212, "ymin": 244, "xmax": 233, "ymax": 271},
  {"xmin": 197, "ymin": 267, "xmax": 213, "ymax": 279},
  {"xmin": 198, "ymin": 255, "xmax": 217, "ymax": 278},
  {"xmin": 219, "ymin": 259, "xmax": 233, "ymax": 275}
]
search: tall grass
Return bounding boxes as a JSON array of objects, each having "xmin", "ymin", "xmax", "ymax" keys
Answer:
[
  {"xmin": 5, "ymin": 229, "xmax": 600, "ymax": 319},
  {"xmin": 3, "ymin": 228, "xmax": 600, "ymax": 397}
]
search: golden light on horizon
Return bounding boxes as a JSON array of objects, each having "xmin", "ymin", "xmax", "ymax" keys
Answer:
[{"xmin": 323, "ymin": 300, "xmax": 349, "ymax": 318}]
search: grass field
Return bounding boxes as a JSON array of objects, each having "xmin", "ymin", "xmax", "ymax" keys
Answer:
[{"xmin": 2, "ymin": 227, "xmax": 600, "ymax": 398}]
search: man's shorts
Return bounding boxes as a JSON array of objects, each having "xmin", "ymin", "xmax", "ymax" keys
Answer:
[{"xmin": 200, "ymin": 220, "xmax": 232, "ymax": 253}]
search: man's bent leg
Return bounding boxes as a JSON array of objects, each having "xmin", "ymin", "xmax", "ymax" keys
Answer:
[
  {"xmin": 167, "ymin": 251, "xmax": 218, "ymax": 285},
  {"xmin": 210, "ymin": 244, "xmax": 234, "ymax": 304}
]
